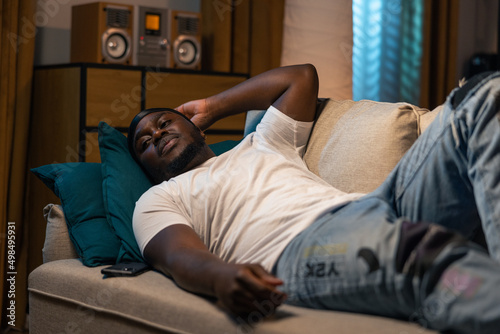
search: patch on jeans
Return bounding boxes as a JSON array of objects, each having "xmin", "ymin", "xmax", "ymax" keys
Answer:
[
  {"xmin": 437, "ymin": 267, "xmax": 483, "ymax": 299},
  {"xmin": 300, "ymin": 243, "xmax": 347, "ymax": 279},
  {"xmin": 357, "ymin": 248, "xmax": 380, "ymax": 273},
  {"xmin": 302, "ymin": 243, "xmax": 347, "ymax": 258},
  {"xmin": 305, "ymin": 261, "xmax": 341, "ymax": 278}
]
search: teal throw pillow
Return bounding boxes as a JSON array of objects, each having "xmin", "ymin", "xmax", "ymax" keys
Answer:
[
  {"xmin": 208, "ymin": 140, "xmax": 241, "ymax": 155},
  {"xmin": 31, "ymin": 163, "xmax": 121, "ymax": 266},
  {"xmin": 98, "ymin": 122, "xmax": 153, "ymax": 263}
]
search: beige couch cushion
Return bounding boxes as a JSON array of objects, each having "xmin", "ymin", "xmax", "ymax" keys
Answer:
[
  {"xmin": 304, "ymin": 99, "xmax": 437, "ymax": 194},
  {"xmin": 29, "ymin": 259, "xmax": 436, "ymax": 334}
]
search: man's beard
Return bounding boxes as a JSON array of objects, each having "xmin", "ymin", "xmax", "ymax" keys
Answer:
[{"xmin": 164, "ymin": 141, "xmax": 205, "ymax": 177}]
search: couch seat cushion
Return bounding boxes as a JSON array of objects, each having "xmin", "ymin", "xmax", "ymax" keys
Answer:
[{"xmin": 29, "ymin": 259, "xmax": 437, "ymax": 334}]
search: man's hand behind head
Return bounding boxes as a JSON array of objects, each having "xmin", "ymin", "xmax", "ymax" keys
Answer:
[{"xmin": 176, "ymin": 98, "xmax": 213, "ymax": 131}]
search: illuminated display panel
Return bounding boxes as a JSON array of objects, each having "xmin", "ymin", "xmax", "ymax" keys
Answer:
[{"xmin": 145, "ymin": 13, "xmax": 161, "ymax": 32}]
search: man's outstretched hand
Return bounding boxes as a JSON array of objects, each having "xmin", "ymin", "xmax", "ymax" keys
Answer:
[
  {"xmin": 145, "ymin": 225, "xmax": 287, "ymax": 319},
  {"xmin": 212, "ymin": 263, "xmax": 287, "ymax": 317}
]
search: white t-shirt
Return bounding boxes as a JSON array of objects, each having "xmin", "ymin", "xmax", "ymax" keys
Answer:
[{"xmin": 133, "ymin": 106, "xmax": 364, "ymax": 271}]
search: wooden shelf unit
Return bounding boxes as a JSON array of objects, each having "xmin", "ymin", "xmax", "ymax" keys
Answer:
[{"xmin": 30, "ymin": 63, "xmax": 247, "ymax": 164}]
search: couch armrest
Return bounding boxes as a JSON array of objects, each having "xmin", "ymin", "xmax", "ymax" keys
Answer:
[{"xmin": 42, "ymin": 204, "xmax": 78, "ymax": 263}]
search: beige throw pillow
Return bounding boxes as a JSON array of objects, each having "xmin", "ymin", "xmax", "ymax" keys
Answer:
[{"xmin": 304, "ymin": 99, "xmax": 433, "ymax": 194}]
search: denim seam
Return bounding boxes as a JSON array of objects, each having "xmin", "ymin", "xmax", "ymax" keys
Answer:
[
  {"xmin": 394, "ymin": 119, "xmax": 453, "ymax": 204},
  {"xmin": 465, "ymin": 103, "xmax": 500, "ymax": 257}
]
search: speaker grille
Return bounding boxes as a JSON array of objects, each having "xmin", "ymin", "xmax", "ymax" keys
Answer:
[
  {"xmin": 106, "ymin": 7, "xmax": 130, "ymax": 28},
  {"xmin": 177, "ymin": 16, "xmax": 199, "ymax": 35}
]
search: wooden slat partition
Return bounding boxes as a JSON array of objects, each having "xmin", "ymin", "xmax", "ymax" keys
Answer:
[{"xmin": 201, "ymin": 0, "xmax": 284, "ymax": 76}]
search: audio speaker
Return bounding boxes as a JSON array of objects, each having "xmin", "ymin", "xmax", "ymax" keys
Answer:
[
  {"xmin": 170, "ymin": 10, "xmax": 202, "ymax": 70},
  {"xmin": 71, "ymin": 2, "xmax": 134, "ymax": 65}
]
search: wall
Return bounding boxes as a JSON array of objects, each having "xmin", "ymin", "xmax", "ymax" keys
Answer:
[
  {"xmin": 34, "ymin": 0, "xmax": 499, "ymax": 92},
  {"xmin": 456, "ymin": 0, "xmax": 498, "ymax": 81},
  {"xmin": 280, "ymin": 0, "xmax": 353, "ymax": 100},
  {"xmin": 34, "ymin": 0, "xmax": 200, "ymax": 65}
]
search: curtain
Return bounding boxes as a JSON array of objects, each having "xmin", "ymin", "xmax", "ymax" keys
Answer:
[
  {"xmin": 280, "ymin": 0, "xmax": 353, "ymax": 100},
  {"xmin": 419, "ymin": 0, "xmax": 459, "ymax": 109},
  {"xmin": 0, "ymin": 0, "xmax": 36, "ymax": 330},
  {"xmin": 352, "ymin": 0, "xmax": 424, "ymax": 105}
]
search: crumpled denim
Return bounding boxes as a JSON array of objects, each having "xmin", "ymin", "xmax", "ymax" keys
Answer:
[{"xmin": 274, "ymin": 72, "xmax": 500, "ymax": 333}]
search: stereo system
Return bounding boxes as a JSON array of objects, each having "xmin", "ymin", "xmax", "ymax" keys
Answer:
[
  {"xmin": 71, "ymin": 2, "xmax": 202, "ymax": 70},
  {"xmin": 136, "ymin": 6, "xmax": 170, "ymax": 67}
]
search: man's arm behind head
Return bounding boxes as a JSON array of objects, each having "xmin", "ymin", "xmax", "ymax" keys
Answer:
[{"xmin": 176, "ymin": 64, "xmax": 319, "ymax": 129}]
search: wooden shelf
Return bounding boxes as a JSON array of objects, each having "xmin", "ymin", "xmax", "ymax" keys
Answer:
[{"xmin": 30, "ymin": 63, "xmax": 248, "ymax": 164}]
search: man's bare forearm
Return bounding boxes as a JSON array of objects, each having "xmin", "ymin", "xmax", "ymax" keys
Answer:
[
  {"xmin": 206, "ymin": 63, "xmax": 318, "ymax": 123},
  {"xmin": 144, "ymin": 225, "xmax": 224, "ymax": 296},
  {"xmin": 144, "ymin": 224, "xmax": 286, "ymax": 315},
  {"xmin": 162, "ymin": 248, "xmax": 286, "ymax": 315},
  {"xmin": 158, "ymin": 248, "xmax": 226, "ymax": 296}
]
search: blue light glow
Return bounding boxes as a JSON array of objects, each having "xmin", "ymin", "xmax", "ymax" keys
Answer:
[{"xmin": 352, "ymin": 0, "xmax": 424, "ymax": 104}]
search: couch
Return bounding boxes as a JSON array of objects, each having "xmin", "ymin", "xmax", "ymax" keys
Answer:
[{"xmin": 29, "ymin": 98, "xmax": 442, "ymax": 334}]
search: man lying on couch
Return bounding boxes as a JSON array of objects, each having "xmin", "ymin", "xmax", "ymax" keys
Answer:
[{"xmin": 128, "ymin": 64, "xmax": 500, "ymax": 333}]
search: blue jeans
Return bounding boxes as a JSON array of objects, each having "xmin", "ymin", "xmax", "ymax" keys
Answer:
[{"xmin": 274, "ymin": 72, "xmax": 500, "ymax": 333}]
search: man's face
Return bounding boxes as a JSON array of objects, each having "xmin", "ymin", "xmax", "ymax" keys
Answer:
[{"xmin": 132, "ymin": 111, "xmax": 207, "ymax": 183}]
